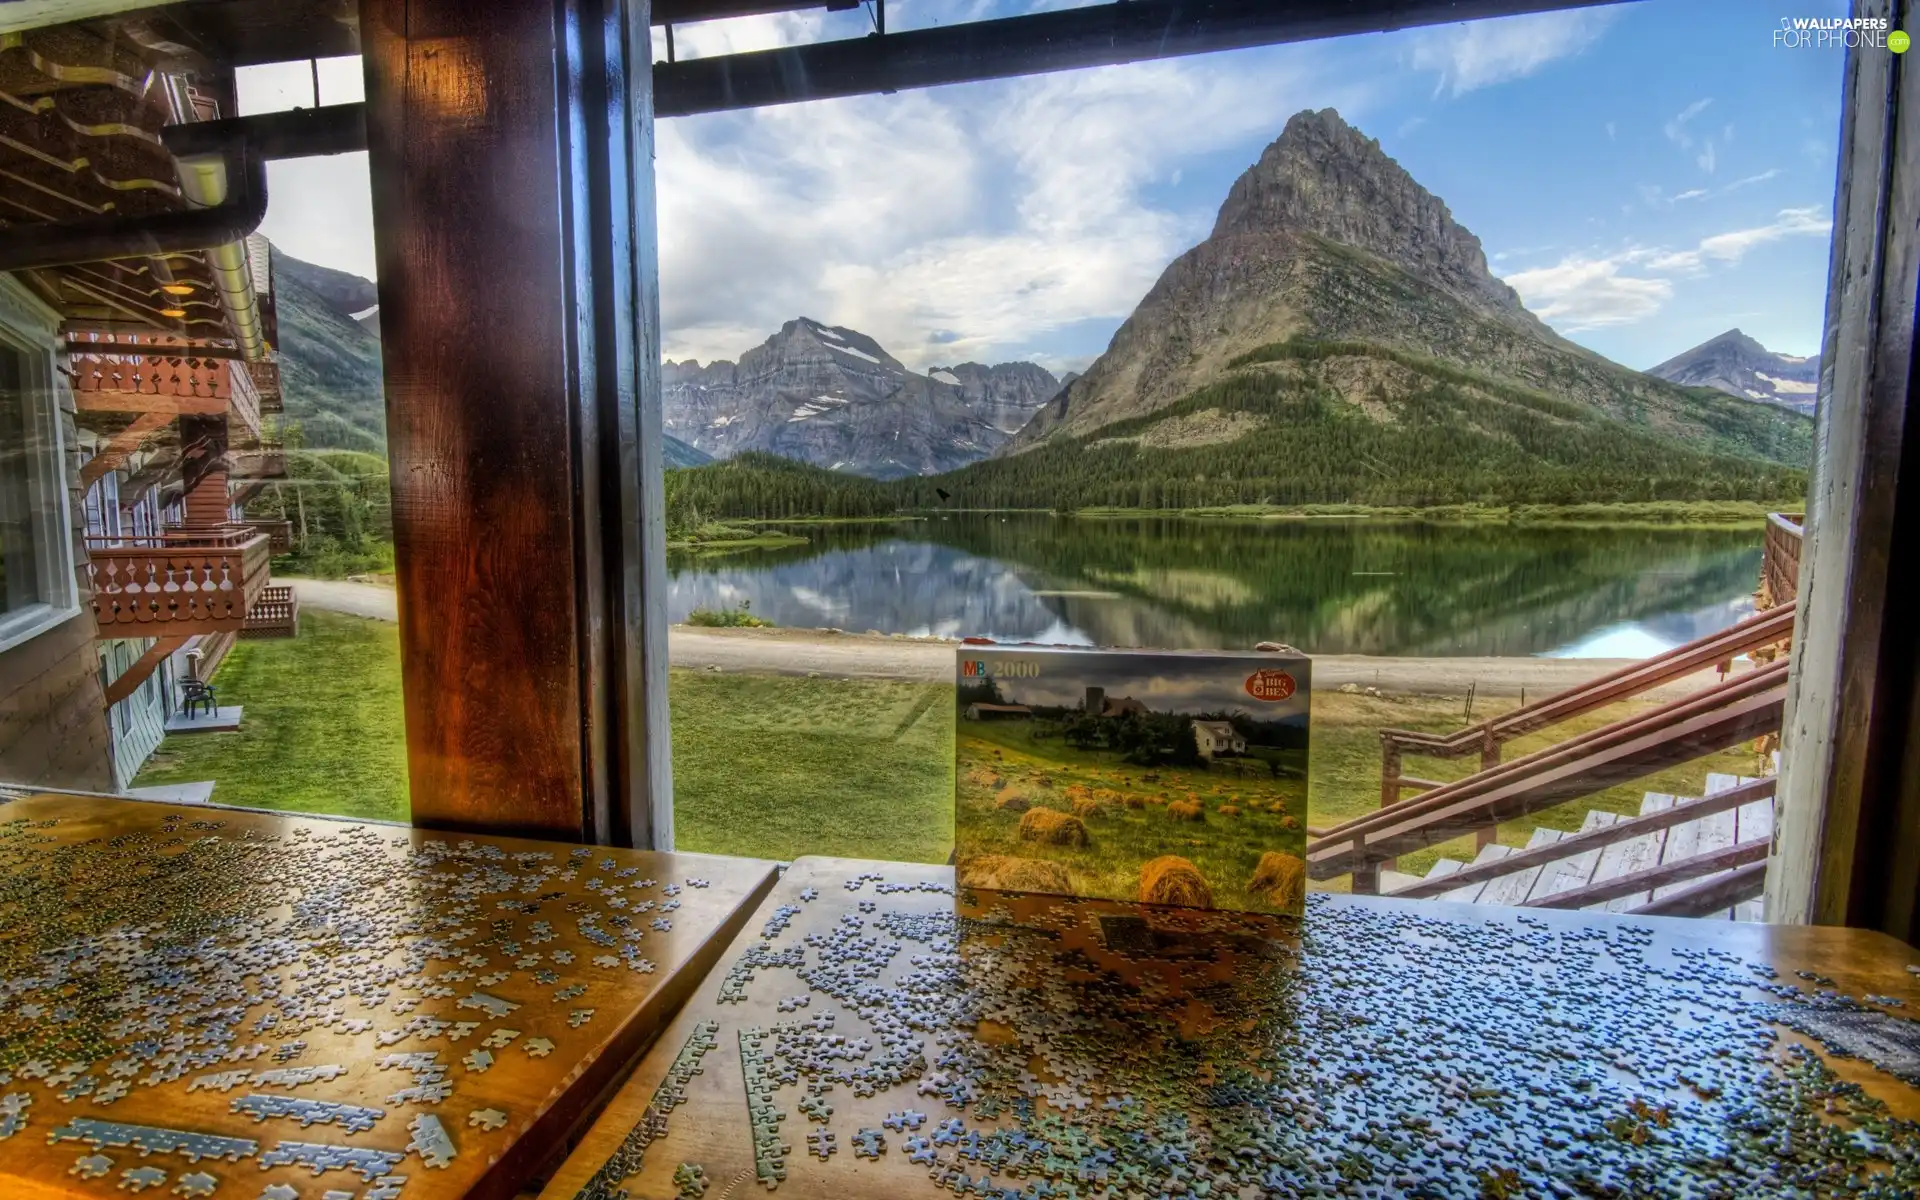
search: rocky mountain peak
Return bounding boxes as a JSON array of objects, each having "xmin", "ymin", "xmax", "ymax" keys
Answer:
[
  {"xmin": 662, "ymin": 320, "xmax": 1057, "ymax": 477},
  {"xmin": 1646, "ymin": 328, "xmax": 1819, "ymax": 414},
  {"xmin": 1211, "ymin": 108, "xmax": 1528, "ymax": 318}
]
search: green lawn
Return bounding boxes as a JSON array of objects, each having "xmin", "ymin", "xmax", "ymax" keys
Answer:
[
  {"xmin": 134, "ymin": 609, "xmax": 410, "ymax": 821},
  {"xmin": 669, "ymin": 671, "xmax": 954, "ymax": 863},
  {"xmin": 134, "ymin": 619, "xmax": 1765, "ymax": 884}
]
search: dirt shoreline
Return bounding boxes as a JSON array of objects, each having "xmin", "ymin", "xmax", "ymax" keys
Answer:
[
  {"xmin": 289, "ymin": 578, "xmax": 1743, "ymax": 698},
  {"xmin": 664, "ymin": 625, "xmax": 1743, "ymax": 697}
]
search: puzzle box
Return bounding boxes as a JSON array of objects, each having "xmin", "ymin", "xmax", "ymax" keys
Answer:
[{"xmin": 954, "ymin": 645, "xmax": 1310, "ymax": 915}]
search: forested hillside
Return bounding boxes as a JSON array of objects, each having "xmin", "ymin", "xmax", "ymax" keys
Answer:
[
  {"xmin": 273, "ymin": 248, "xmax": 388, "ymax": 453},
  {"xmin": 662, "ymin": 339, "xmax": 1806, "ymax": 521},
  {"xmin": 898, "ymin": 340, "xmax": 1804, "ymax": 510}
]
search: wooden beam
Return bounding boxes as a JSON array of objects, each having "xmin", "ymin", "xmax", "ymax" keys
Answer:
[
  {"xmin": 80, "ymin": 410, "xmax": 172, "ymax": 490},
  {"xmin": 1387, "ymin": 778, "xmax": 1776, "ymax": 900},
  {"xmin": 359, "ymin": 0, "xmax": 667, "ymax": 845},
  {"xmin": 101, "ymin": 636, "xmax": 189, "ymax": 708},
  {"xmin": 1632, "ymin": 863, "xmax": 1768, "ymax": 919},
  {"xmin": 1770, "ymin": 0, "xmax": 1920, "ymax": 940},
  {"xmin": 73, "ymin": 392, "xmax": 229, "ymax": 417},
  {"xmin": 1528, "ymin": 838, "xmax": 1770, "ymax": 911},
  {"xmin": 652, "ymin": 0, "xmax": 1624, "ymax": 117}
]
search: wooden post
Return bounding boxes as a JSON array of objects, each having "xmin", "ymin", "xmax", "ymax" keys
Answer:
[
  {"xmin": 1379, "ymin": 735, "xmax": 1400, "ymax": 811},
  {"xmin": 1378, "ymin": 735, "xmax": 1401, "ymax": 873},
  {"xmin": 358, "ymin": 0, "xmax": 670, "ymax": 845},
  {"xmin": 1477, "ymin": 733, "xmax": 1501, "ymax": 850},
  {"xmin": 1770, "ymin": 0, "xmax": 1920, "ymax": 941}
]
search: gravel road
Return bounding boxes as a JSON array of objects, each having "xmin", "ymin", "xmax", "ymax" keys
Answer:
[{"xmin": 289, "ymin": 578, "xmax": 1742, "ymax": 697}]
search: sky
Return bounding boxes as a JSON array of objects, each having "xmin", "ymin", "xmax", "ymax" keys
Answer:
[{"xmin": 238, "ymin": 0, "xmax": 1849, "ymax": 377}]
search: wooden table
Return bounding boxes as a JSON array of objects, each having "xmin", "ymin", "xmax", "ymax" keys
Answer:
[
  {"xmin": 544, "ymin": 856, "xmax": 1920, "ymax": 1200},
  {"xmin": 0, "ymin": 793, "xmax": 778, "ymax": 1200}
]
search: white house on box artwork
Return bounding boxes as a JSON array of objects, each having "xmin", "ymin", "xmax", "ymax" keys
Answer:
[{"xmin": 1193, "ymin": 720, "xmax": 1246, "ymax": 760}]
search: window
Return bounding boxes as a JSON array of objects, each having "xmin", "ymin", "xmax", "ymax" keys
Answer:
[{"xmin": 0, "ymin": 283, "xmax": 75, "ymax": 654}]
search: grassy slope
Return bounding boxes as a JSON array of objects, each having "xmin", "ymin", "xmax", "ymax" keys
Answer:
[
  {"xmin": 669, "ymin": 671, "xmax": 955, "ymax": 862},
  {"xmin": 134, "ymin": 610, "xmax": 410, "ymax": 820}
]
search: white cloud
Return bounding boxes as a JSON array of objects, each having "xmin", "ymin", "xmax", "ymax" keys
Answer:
[
  {"xmin": 1410, "ymin": 9, "xmax": 1618, "ymax": 96},
  {"xmin": 1501, "ymin": 206, "xmax": 1833, "ymax": 334},
  {"xmin": 657, "ymin": 50, "xmax": 1369, "ymax": 368},
  {"xmin": 1673, "ymin": 188, "xmax": 1709, "ymax": 202},
  {"xmin": 1664, "ymin": 98, "xmax": 1713, "ymax": 148},
  {"xmin": 1724, "ymin": 168, "xmax": 1781, "ymax": 193},
  {"xmin": 258, "ymin": 155, "xmax": 378, "ymax": 281},
  {"xmin": 1604, "ymin": 121, "xmax": 1617, "ymax": 140},
  {"xmin": 1697, "ymin": 142, "xmax": 1717, "ymax": 174},
  {"xmin": 1501, "ymin": 255, "xmax": 1672, "ymax": 330},
  {"xmin": 1645, "ymin": 207, "xmax": 1832, "ymax": 272}
]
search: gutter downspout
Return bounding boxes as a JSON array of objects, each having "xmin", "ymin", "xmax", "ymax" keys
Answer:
[{"xmin": 173, "ymin": 147, "xmax": 267, "ymax": 361}]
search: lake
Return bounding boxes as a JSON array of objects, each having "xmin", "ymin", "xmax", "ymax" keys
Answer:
[{"xmin": 666, "ymin": 514, "xmax": 1763, "ymax": 658}]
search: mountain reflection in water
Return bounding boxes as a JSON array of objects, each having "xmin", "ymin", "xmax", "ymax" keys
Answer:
[{"xmin": 666, "ymin": 514, "xmax": 1763, "ymax": 658}]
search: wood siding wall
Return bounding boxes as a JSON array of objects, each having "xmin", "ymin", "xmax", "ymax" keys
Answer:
[{"xmin": 0, "ymin": 279, "xmax": 112, "ymax": 791}]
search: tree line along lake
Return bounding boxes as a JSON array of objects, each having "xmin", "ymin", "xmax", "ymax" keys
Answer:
[{"xmin": 664, "ymin": 513, "xmax": 1764, "ymax": 658}]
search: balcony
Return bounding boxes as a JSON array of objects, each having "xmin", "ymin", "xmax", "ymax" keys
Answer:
[
  {"xmin": 66, "ymin": 335, "xmax": 264, "ymax": 443},
  {"xmin": 85, "ymin": 530, "xmax": 273, "ymax": 636},
  {"xmin": 231, "ymin": 440, "xmax": 287, "ymax": 480},
  {"xmin": 241, "ymin": 584, "xmax": 300, "ymax": 639},
  {"xmin": 240, "ymin": 518, "xmax": 294, "ymax": 555},
  {"xmin": 246, "ymin": 359, "xmax": 284, "ymax": 416}
]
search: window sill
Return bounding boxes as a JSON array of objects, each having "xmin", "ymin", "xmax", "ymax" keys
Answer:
[{"xmin": 0, "ymin": 603, "xmax": 82, "ymax": 657}]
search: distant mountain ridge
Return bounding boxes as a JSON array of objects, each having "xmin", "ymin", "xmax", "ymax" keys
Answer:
[
  {"xmin": 1645, "ymin": 329, "xmax": 1819, "ymax": 415},
  {"xmin": 1002, "ymin": 108, "xmax": 1813, "ymax": 472},
  {"xmin": 270, "ymin": 248, "xmax": 709, "ymax": 466},
  {"xmin": 663, "ymin": 318, "xmax": 1059, "ymax": 478}
]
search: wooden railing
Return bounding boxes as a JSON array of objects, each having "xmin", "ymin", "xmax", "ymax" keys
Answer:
[
  {"xmin": 1375, "ymin": 603, "xmax": 1797, "ymax": 853},
  {"xmin": 85, "ymin": 530, "xmax": 273, "ymax": 635},
  {"xmin": 240, "ymin": 518, "xmax": 294, "ymax": 555},
  {"xmin": 1384, "ymin": 775, "xmax": 1777, "ymax": 902},
  {"xmin": 65, "ymin": 333, "xmax": 264, "ymax": 441},
  {"xmin": 1309, "ymin": 658, "xmax": 1791, "ymax": 891},
  {"xmin": 231, "ymin": 441, "xmax": 286, "ymax": 480},
  {"xmin": 241, "ymin": 584, "xmax": 299, "ymax": 639},
  {"xmin": 1761, "ymin": 513, "xmax": 1804, "ymax": 608},
  {"xmin": 246, "ymin": 359, "xmax": 283, "ymax": 415}
]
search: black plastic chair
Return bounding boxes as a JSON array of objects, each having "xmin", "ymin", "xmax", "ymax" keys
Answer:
[{"xmin": 181, "ymin": 679, "xmax": 218, "ymax": 719}]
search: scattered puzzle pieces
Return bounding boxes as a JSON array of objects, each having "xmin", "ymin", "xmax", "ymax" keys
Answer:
[
  {"xmin": 406, "ymin": 1113, "xmax": 456, "ymax": 1170},
  {"xmin": 69, "ymin": 1154, "xmax": 113, "ymax": 1179}
]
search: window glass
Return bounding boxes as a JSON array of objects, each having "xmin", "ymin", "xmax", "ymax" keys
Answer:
[
  {"xmin": 661, "ymin": 1, "xmax": 1836, "ymax": 922},
  {"xmin": 0, "ymin": 327, "xmax": 68, "ymax": 649},
  {"xmin": 0, "ymin": 345, "xmax": 44, "ymax": 617}
]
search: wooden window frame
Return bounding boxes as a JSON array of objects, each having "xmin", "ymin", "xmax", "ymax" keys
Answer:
[{"xmin": 0, "ymin": 277, "xmax": 79, "ymax": 656}]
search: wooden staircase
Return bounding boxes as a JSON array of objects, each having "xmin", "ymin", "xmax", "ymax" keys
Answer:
[{"xmin": 1378, "ymin": 772, "xmax": 1774, "ymax": 920}]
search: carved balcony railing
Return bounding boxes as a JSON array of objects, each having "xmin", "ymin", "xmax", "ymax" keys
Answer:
[
  {"xmin": 241, "ymin": 584, "xmax": 299, "ymax": 639},
  {"xmin": 239, "ymin": 518, "xmax": 294, "ymax": 555},
  {"xmin": 65, "ymin": 333, "xmax": 264, "ymax": 442},
  {"xmin": 85, "ymin": 530, "xmax": 272, "ymax": 636},
  {"xmin": 230, "ymin": 440, "xmax": 286, "ymax": 480},
  {"xmin": 246, "ymin": 358, "xmax": 283, "ymax": 415}
]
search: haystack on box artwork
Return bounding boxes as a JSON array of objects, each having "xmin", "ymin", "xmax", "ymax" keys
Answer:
[{"xmin": 955, "ymin": 646, "xmax": 1311, "ymax": 915}]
